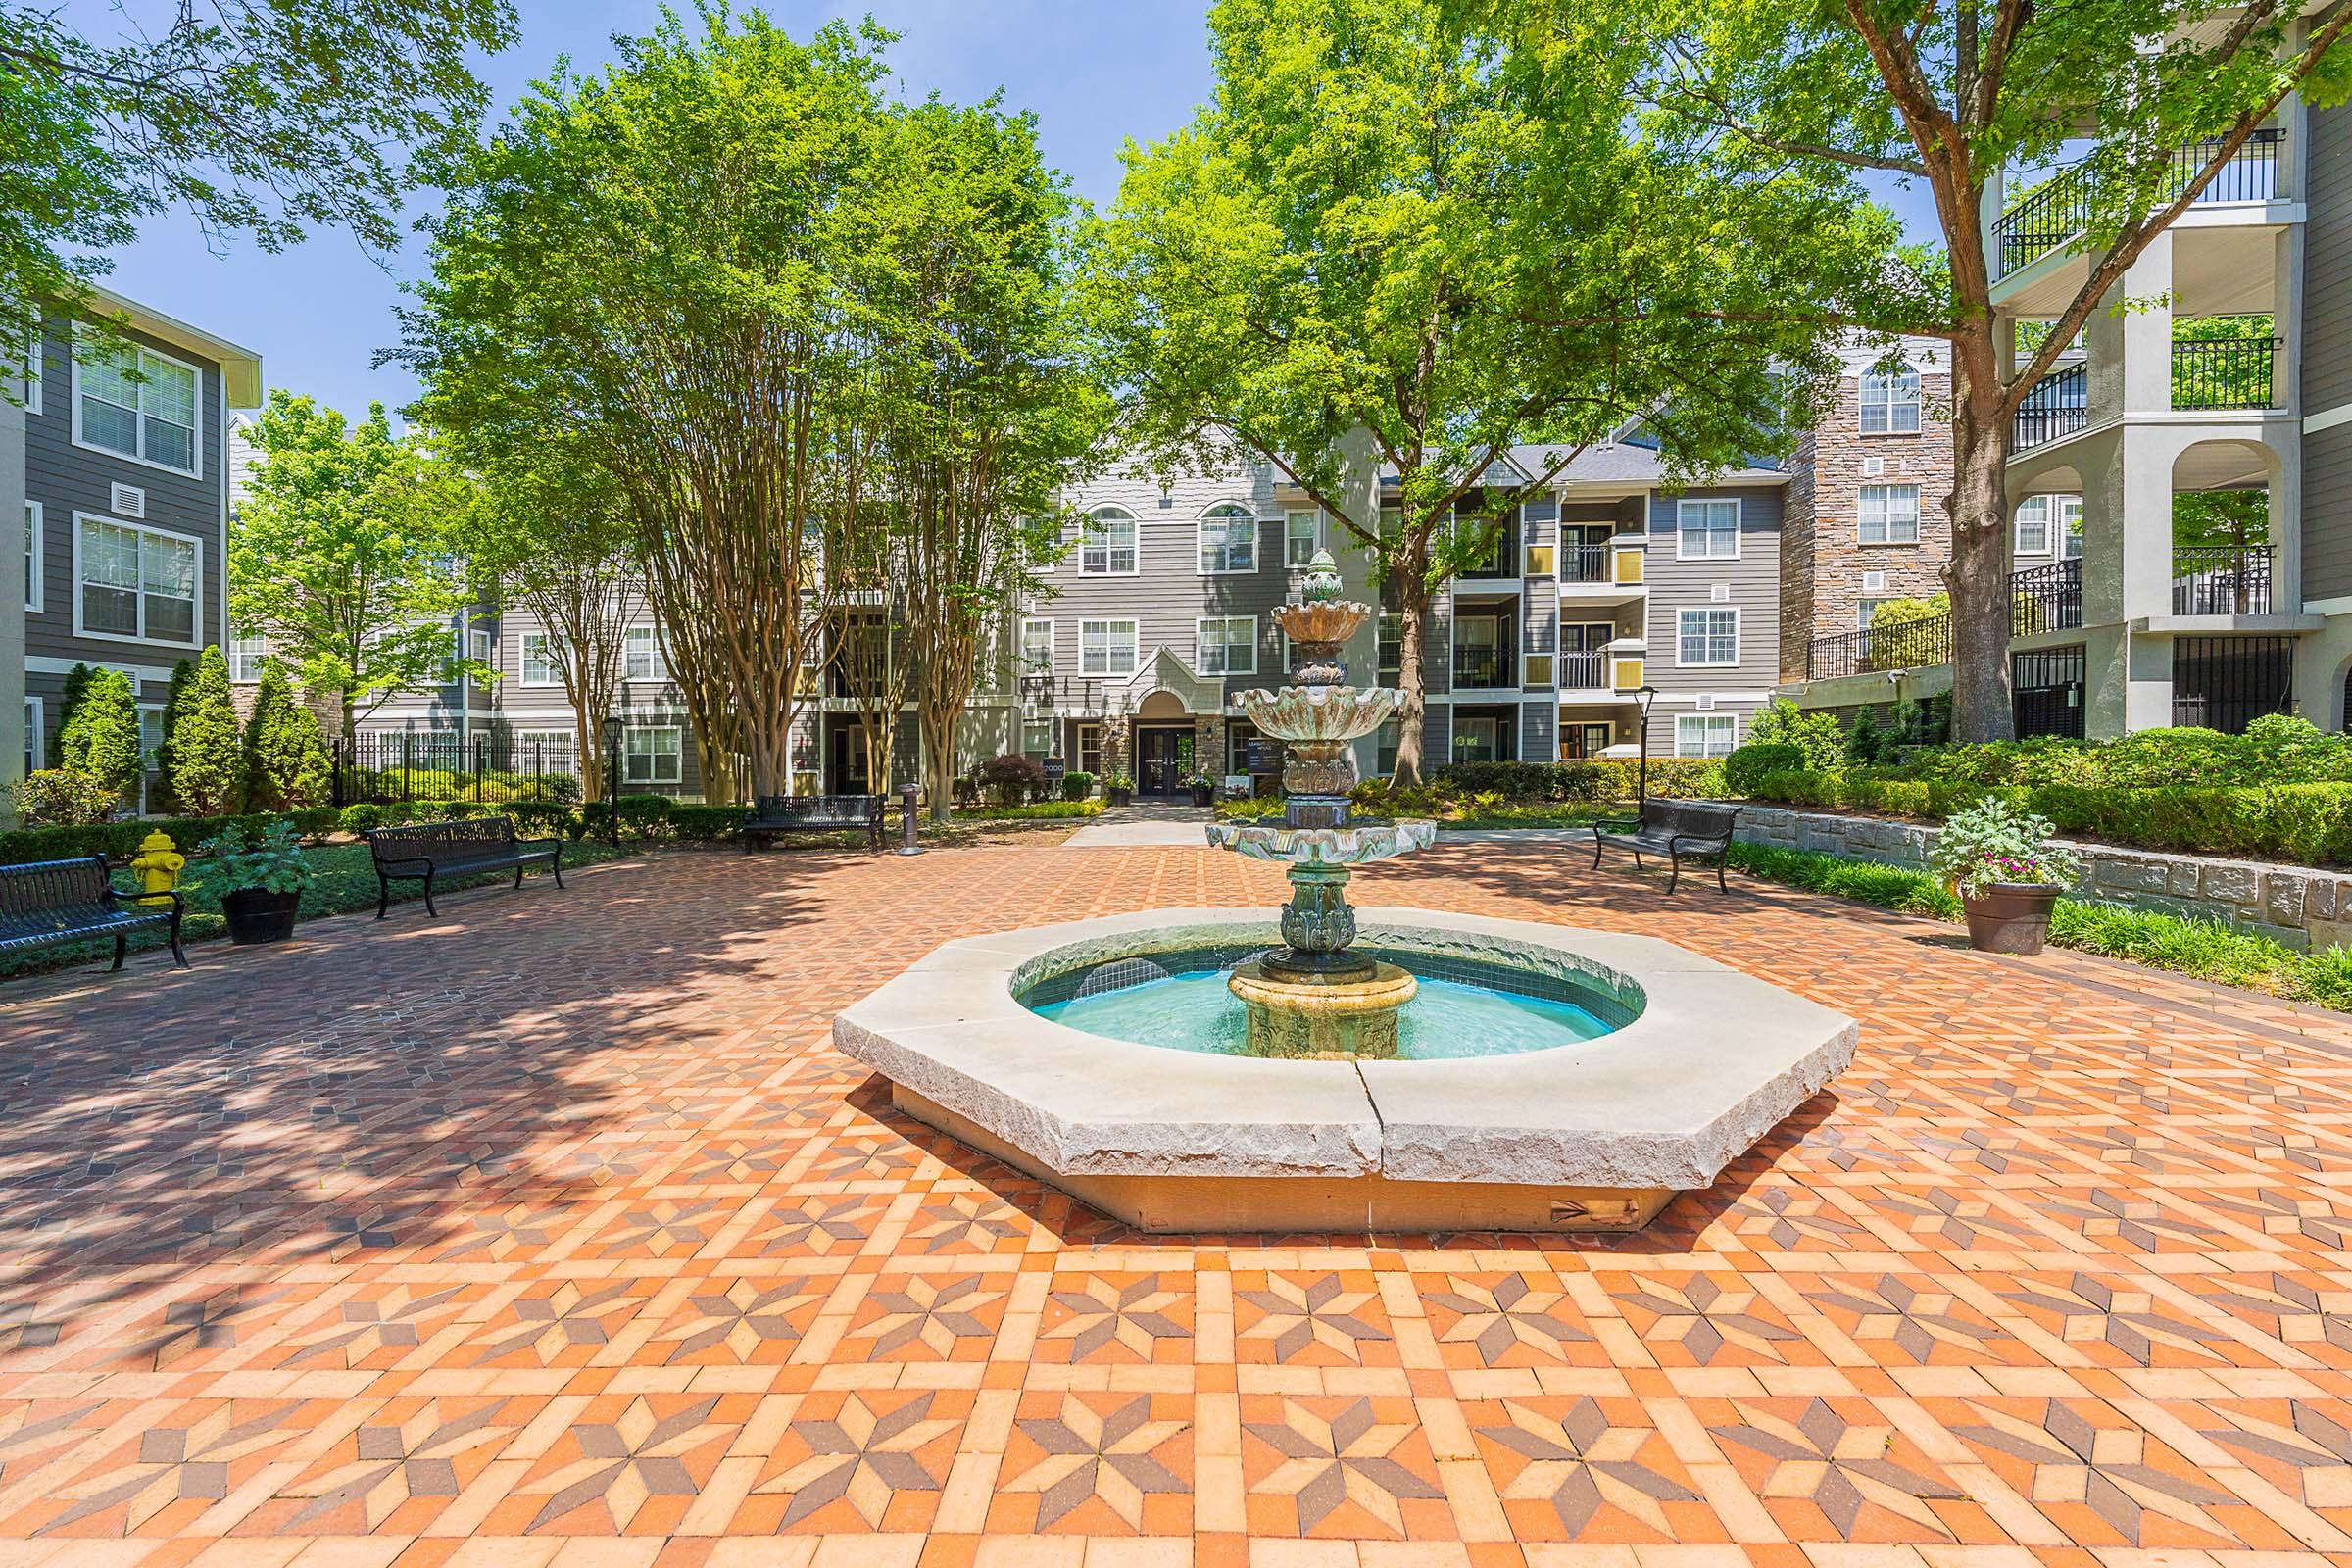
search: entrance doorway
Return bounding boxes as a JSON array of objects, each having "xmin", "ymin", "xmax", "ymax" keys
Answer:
[
  {"xmin": 1136, "ymin": 725, "xmax": 1195, "ymax": 797},
  {"xmin": 827, "ymin": 720, "xmax": 871, "ymax": 794}
]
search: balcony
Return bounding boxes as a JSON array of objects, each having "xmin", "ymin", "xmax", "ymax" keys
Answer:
[
  {"xmin": 2013, "ymin": 364, "xmax": 2087, "ymax": 453},
  {"xmin": 2012, "ymin": 557, "xmax": 2083, "ymax": 635},
  {"xmin": 2173, "ymin": 544, "xmax": 2273, "ymax": 614},
  {"xmin": 1804, "ymin": 561, "xmax": 2083, "ymax": 680},
  {"xmin": 1556, "ymin": 537, "xmax": 1648, "ymax": 605},
  {"xmin": 1995, "ymin": 128, "xmax": 2283, "ymax": 275},
  {"xmin": 1452, "ymin": 645, "xmax": 1516, "ymax": 690},
  {"xmin": 1557, "ymin": 651, "xmax": 1607, "ymax": 691},
  {"xmin": 2172, "ymin": 334, "xmax": 2280, "ymax": 410}
]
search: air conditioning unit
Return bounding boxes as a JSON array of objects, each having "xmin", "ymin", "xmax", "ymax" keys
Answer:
[
  {"xmin": 110, "ymin": 482, "xmax": 145, "ymax": 518},
  {"xmin": 1863, "ymin": 570, "xmax": 1886, "ymax": 592},
  {"xmin": 1861, "ymin": 456, "xmax": 1885, "ymax": 478},
  {"xmin": 1710, "ymin": 583, "xmax": 1731, "ymax": 603}
]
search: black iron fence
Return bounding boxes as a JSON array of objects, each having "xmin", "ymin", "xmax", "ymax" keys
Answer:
[
  {"xmin": 2173, "ymin": 544, "xmax": 2273, "ymax": 614},
  {"xmin": 1806, "ymin": 614, "xmax": 1952, "ymax": 682},
  {"xmin": 2011, "ymin": 558, "xmax": 2083, "ymax": 634},
  {"xmin": 2013, "ymin": 646, "xmax": 2088, "ymax": 739},
  {"xmin": 1558, "ymin": 544, "xmax": 1610, "ymax": 583},
  {"xmin": 2174, "ymin": 634, "xmax": 2293, "ymax": 733},
  {"xmin": 2014, "ymin": 365, "xmax": 2088, "ymax": 452},
  {"xmin": 333, "ymin": 730, "xmax": 582, "ymax": 808},
  {"xmin": 1994, "ymin": 128, "xmax": 2283, "ymax": 272},
  {"xmin": 2172, "ymin": 334, "xmax": 2279, "ymax": 410},
  {"xmin": 1451, "ymin": 646, "xmax": 1516, "ymax": 690}
]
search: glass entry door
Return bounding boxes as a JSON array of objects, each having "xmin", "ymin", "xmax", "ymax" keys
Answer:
[{"xmin": 1138, "ymin": 727, "xmax": 1195, "ymax": 796}]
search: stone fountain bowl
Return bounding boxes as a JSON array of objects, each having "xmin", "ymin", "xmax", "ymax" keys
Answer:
[
  {"xmin": 1236, "ymin": 685, "xmax": 1406, "ymax": 745},
  {"xmin": 1204, "ymin": 817, "xmax": 1437, "ymax": 865},
  {"xmin": 1270, "ymin": 600, "xmax": 1372, "ymax": 644}
]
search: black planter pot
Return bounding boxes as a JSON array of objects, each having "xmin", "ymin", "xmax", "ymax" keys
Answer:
[
  {"xmin": 1189, "ymin": 783, "xmax": 1215, "ymax": 807},
  {"xmin": 221, "ymin": 887, "xmax": 302, "ymax": 946},
  {"xmin": 1108, "ymin": 787, "xmax": 1133, "ymax": 807},
  {"xmin": 1961, "ymin": 882, "xmax": 2059, "ymax": 955}
]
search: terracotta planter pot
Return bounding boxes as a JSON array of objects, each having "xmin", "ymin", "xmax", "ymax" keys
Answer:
[
  {"xmin": 1961, "ymin": 882, "xmax": 2059, "ymax": 955},
  {"xmin": 221, "ymin": 887, "xmax": 302, "ymax": 946}
]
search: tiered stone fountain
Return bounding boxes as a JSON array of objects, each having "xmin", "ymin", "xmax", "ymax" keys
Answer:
[{"xmin": 1205, "ymin": 551, "xmax": 1435, "ymax": 1058}]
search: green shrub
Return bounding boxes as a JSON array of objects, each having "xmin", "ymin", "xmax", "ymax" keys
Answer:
[
  {"xmin": 667, "ymin": 804, "xmax": 742, "ymax": 842},
  {"xmin": 1060, "ymin": 770, "xmax": 1096, "ymax": 801},
  {"xmin": 242, "ymin": 660, "xmax": 333, "ymax": 811},
  {"xmin": 1430, "ymin": 761, "xmax": 1603, "ymax": 802},
  {"xmin": 172, "ymin": 645, "xmax": 246, "ymax": 815},
  {"xmin": 10, "ymin": 767, "xmax": 121, "ymax": 826},
  {"xmin": 1215, "ymin": 795, "xmax": 1288, "ymax": 820},
  {"xmin": 1584, "ymin": 757, "xmax": 1727, "ymax": 800},
  {"xmin": 150, "ymin": 658, "xmax": 195, "ymax": 815},
  {"xmin": 339, "ymin": 804, "xmax": 387, "ymax": 835},
  {"xmin": 50, "ymin": 663, "xmax": 93, "ymax": 768},
  {"xmin": 0, "ymin": 807, "xmax": 340, "ymax": 868},
  {"xmin": 59, "ymin": 667, "xmax": 142, "ymax": 797},
  {"xmin": 1723, "ymin": 744, "xmax": 1805, "ymax": 797},
  {"xmin": 1749, "ymin": 698, "xmax": 1848, "ymax": 772},
  {"xmin": 957, "ymin": 799, "xmax": 1104, "ymax": 820},
  {"xmin": 1926, "ymin": 797, "xmax": 2082, "ymax": 897},
  {"xmin": 977, "ymin": 753, "xmax": 1048, "ymax": 806}
]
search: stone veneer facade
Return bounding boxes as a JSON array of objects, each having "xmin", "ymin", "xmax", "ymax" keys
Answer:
[
  {"xmin": 1778, "ymin": 340, "xmax": 1957, "ymax": 684},
  {"xmin": 1736, "ymin": 803, "xmax": 2352, "ymax": 951}
]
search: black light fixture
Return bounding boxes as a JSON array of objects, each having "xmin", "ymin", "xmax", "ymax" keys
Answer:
[
  {"xmin": 601, "ymin": 713, "xmax": 624, "ymax": 847},
  {"xmin": 1635, "ymin": 685, "xmax": 1659, "ymax": 805}
]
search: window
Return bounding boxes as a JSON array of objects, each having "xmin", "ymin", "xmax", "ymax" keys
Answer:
[
  {"xmin": 1453, "ymin": 716, "xmax": 1501, "ymax": 763},
  {"xmin": 1860, "ymin": 368, "xmax": 1922, "ymax": 435},
  {"xmin": 1677, "ymin": 499, "xmax": 1740, "ymax": 560},
  {"xmin": 469, "ymin": 627, "xmax": 492, "ymax": 669},
  {"xmin": 1080, "ymin": 507, "xmax": 1137, "ymax": 574},
  {"xmin": 1285, "ymin": 510, "xmax": 1322, "ymax": 567},
  {"xmin": 1019, "ymin": 618, "xmax": 1054, "ymax": 675},
  {"xmin": 228, "ymin": 629, "xmax": 269, "ymax": 682},
  {"xmin": 1197, "ymin": 615, "xmax": 1256, "ymax": 676},
  {"xmin": 1079, "ymin": 618, "xmax": 1137, "ymax": 677},
  {"xmin": 75, "ymin": 515, "xmax": 197, "ymax": 645},
  {"xmin": 1858, "ymin": 598, "xmax": 1898, "ymax": 630},
  {"xmin": 1022, "ymin": 718, "xmax": 1054, "ymax": 758},
  {"xmin": 1525, "ymin": 538, "xmax": 1555, "ymax": 577},
  {"xmin": 1376, "ymin": 719, "xmax": 1399, "ymax": 776},
  {"xmin": 2014, "ymin": 495, "xmax": 2053, "ymax": 555},
  {"xmin": 1377, "ymin": 612, "xmax": 1402, "ymax": 679},
  {"xmin": 519, "ymin": 631, "xmax": 561, "ymax": 686},
  {"xmin": 624, "ymin": 625, "xmax": 666, "ymax": 682},
  {"xmin": 1075, "ymin": 722, "xmax": 1102, "ymax": 775},
  {"xmin": 23, "ymin": 696, "xmax": 39, "ymax": 782},
  {"xmin": 1858, "ymin": 483, "xmax": 1921, "ymax": 546},
  {"xmin": 623, "ymin": 725, "xmax": 682, "ymax": 784},
  {"xmin": 74, "ymin": 333, "xmax": 199, "ymax": 475},
  {"xmin": 1677, "ymin": 607, "xmax": 1740, "ymax": 666},
  {"xmin": 1199, "ymin": 504, "xmax": 1257, "ymax": 573},
  {"xmin": 2061, "ymin": 497, "xmax": 2083, "ymax": 559},
  {"xmin": 23, "ymin": 331, "xmax": 39, "ymax": 416},
  {"xmin": 514, "ymin": 727, "xmax": 577, "ymax": 776},
  {"xmin": 1676, "ymin": 713, "xmax": 1739, "ymax": 757},
  {"xmin": 138, "ymin": 704, "xmax": 166, "ymax": 775},
  {"xmin": 23, "ymin": 500, "xmax": 39, "ymax": 612}
]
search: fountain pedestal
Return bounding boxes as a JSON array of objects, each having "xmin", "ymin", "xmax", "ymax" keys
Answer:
[{"xmin": 1230, "ymin": 956, "xmax": 1417, "ymax": 1058}]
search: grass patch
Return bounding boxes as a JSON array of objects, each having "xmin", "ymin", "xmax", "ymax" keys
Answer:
[
  {"xmin": 0, "ymin": 839, "xmax": 632, "ymax": 981},
  {"xmin": 1724, "ymin": 840, "xmax": 2352, "ymax": 1012}
]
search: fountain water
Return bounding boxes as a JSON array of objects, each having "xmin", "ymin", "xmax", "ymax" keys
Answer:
[{"xmin": 1204, "ymin": 550, "xmax": 1435, "ymax": 1058}]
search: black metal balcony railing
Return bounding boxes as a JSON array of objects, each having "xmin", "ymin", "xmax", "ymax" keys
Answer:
[
  {"xmin": 1805, "ymin": 561, "xmax": 2083, "ymax": 680},
  {"xmin": 2172, "ymin": 335, "xmax": 2281, "ymax": 410},
  {"xmin": 2014, "ymin": 364, "xmax": 2089, "ymax": 452},
  {"xmin": 2173, "ymin": 544, "xmax": 2273, "ymax": 614},
  {"xmin": 1557, "ymin": 651, "xmax": 1606, "ymax": 689},
  {"xmin": 2012, "ymin": 557, "xmax": 2084, "ymax": 635},
  {"xmin": 1559, "ymin": 544, "xmax": 1609, "ymax": 583},
  {"xmin": 1995, "ymin": 127, "xmax": 2283, "ymax": 272},
  {"xmin": 1452, "ymin": 646, "xmax": 1516, "ymax": 689}
]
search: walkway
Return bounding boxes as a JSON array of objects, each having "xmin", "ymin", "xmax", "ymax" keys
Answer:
[
  {"xmin": 1063, "ymin": 800, "xmax": 1216, "ymax": 847},
  {"xmin": 2, "ymin": 839, "xmax": 2351, "ymax": 1565}
]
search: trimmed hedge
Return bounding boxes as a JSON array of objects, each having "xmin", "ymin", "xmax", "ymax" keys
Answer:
[
  {"xmin": 956, "ymin": 799, "xmax": 1105, "ymax": 821},
  {"xmin": 0, "ymin": 808, "xmax": 342, "ymax": 867}
]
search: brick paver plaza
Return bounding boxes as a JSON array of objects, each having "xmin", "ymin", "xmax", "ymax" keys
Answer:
[{"xmin": 6, "ymin": 835, "xmax": 2352, "ymax": 1568}]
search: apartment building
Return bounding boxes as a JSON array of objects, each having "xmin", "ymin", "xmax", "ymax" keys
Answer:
[{"xmin": 3, "ymin": 292, "xmax": 263, "ymax": 809}]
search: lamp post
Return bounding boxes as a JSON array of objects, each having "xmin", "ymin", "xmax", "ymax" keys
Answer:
[
  {"xmin": 601, "ymin": 714, "xmax": 623, "ymax": 849},
  {"xmin": 1635, "ymin": 685, "xmax": 1659, "ymax": 804}
]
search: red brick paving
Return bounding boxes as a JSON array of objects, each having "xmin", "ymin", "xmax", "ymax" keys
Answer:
[{"xmin": 2, "ymin": 837, "xmax": 2351, "ymax": 1567}]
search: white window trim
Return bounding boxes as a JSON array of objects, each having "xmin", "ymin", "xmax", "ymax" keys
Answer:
[
  {"xmin": 1674, "ymin": 498, "xmax": 1741, "ymax": 562},
  {"xmin": 623, "ymin": 724, "xmax": 683, "ymax": 784},
  {"xmin": 1078, "ymin": 508, "xmax": 1140, "ymax": 576},
  {"xmin": 1196, "ymin": 505, "xmax": 1260, "ymax": 576},
  {"xmin": 23, "ymin": 695, "xmax": 41, "ymax": 772},
  {"xmin": 518, "ymin": 629, "xmax": 562, "ymax": 687},
  {"xmin": 1675, "ymin": 712, "xmax": 1740, "ymax": 757},
  {"xmin": 1019, "ymin": 616, "xmax": 1055, "ymax": 673},
  {"xmin": 1857, "ymin": 482, "xmax": 1922, "ymax": 547},
  {"xmin": 23, "ymin": 499, "xmax": 40, "ymax": 613},
  {"xmin": 70, "ymin": 511, "xmax": 202, "ymax": 648},
  {"xmin": 1284, "ymin": 509, "xmax": 1323, "ymax": 568},
  {"xmin": 1078, "ymin": 617, "xmax": 1140, "ymax": 678},
  {"xmin": 1195, "ymin": 614, "xmax": 1258, "ymax": 677},
  {"xmin": 622, "ymin": 624, "xmax": 668, "ymax": 683},
  {"xmin": 70, "ymin": 329, "xmax": 203, "ymax": 480},
  {"xmin": 1858, "ymin": 369, "xmax": 1923, "ymax": 436},
  {"xmin": 23, "ymin": 332, "xmax": 39, "ymax": 416},
  {"xmin": 2013, "ymin": 495, "xmax": 2053, "ymax": 557},
  {"xmin": 1675, "ymin": 606, "xmax": 1741, "ymax": 668}
]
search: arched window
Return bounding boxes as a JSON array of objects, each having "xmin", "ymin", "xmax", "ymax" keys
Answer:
[
  {"xmin": 1198, "ymin": 502, "xmax": 1258, "ymax": 573},
  {"xmin": 1080, "ymin": 507, "xmax": 1136, "ymax": 574}
]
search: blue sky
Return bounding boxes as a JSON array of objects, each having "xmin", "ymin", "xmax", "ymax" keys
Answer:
[{"xmin": 87, "ymin": 1, "xmax": 1937, "ymax": 420}]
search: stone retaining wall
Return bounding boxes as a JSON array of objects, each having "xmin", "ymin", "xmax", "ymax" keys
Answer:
[{"xmin": 1733, "ymin": 803, "xmax": 2352, "ymax": 952}]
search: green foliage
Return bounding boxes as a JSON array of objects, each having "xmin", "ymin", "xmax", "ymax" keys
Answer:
[
  {"xmin": 1430, "ymin": 761, "xmax": 1602, "ymax": 802},
  {"xmin": 170, "ymin": 645, "xmax": 245, "ymax": 816},
  {"xmin": 229, "ymin": 392, "xmax": 487, "ymax": 735},
  {"xmin": 0, "ymin": 808, "xmax": 342, "ymax": 868},
  {"xmin": 1723, "ymin": 743, "xmax": 1806, "ymax": 797},
  {"xmin": 978, "ymin": 754, "xmax": 1049, "ymax": 806},
  {"xmin": 1060, "ymin": 771, "xmax": 1096, "ymax": 801},
  {"xmin": 665, "ymin": 806, "xmax": 743, "ymax": 843},
  {"xmin": 1869, "ymin": 595, "xmax": 1947, "ymax": 629},
  {"xmin": 1846, "ymin": 711, "xmax": 1886, "ymax": 765},
  {"xmin": 339, "ymin": 804, "xmax": 387, "ymax": 835},
  {"xmin": 241, "ymin": 661, "xmax": 334, "ymax": 812},
  {"xmin": 57, "ymin": 667, "xmax": 140, "ymax": 797},
  {"xmin": 150, "ymin": 658, "xmax": 195, "ymax": 814},
  {"xmin": 10, "ymin": 768, "xmax": 120, "ymax": 826},
  {"xmin": 49, "ymin": 663, "xmax": 92, "ymax": 768},
  {"xmin": 1926, "ymin": 797, "xmax": 2082, "ymax": 897},
  {"xmin": 958, "ymin": 800, "xmax": 1106, "ymax": 821},
  {"xmin": 201, "ymin": 821, "xmax": 315, "ymax": 896},
  {"xmin": 1748, "ymin": 699, "xmax": 1848, "ymax": 772}
]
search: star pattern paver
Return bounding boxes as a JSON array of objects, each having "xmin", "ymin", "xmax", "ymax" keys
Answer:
[
  {"xmin": 1611, "ymin": 1274, "xmax": 1805, "ymax": 1365},
  {"xmin": 517, "ymin": 1395, "xmax": 731, "ymax": 1533},
  {"xmin": 275, "ymin": 1396, "xmax": 515, "ymax": 1531},
  {"xmin": 1949, "ymin": 1398, "xmax": 2244, "ymax": 1545},
  {"xmin": 1245, "ymin": 1396, "xmax": 1443, "ymax": 1535},
  {"xmin": 1475, "ymin": 1396, "xmax": 1699, "ymax": 1537},
  {"xmin": 652, "ymin": 1278, "xmax": 818, "ymax": 1362},
  {"xmin": 1040, "ymin": 1275, "xmax": 1190, "ymax": 1361},
  {"xmin": 1425, "ymin": 1273, "xmax": 1594, "ymax": 1365},
  {"xmin": 1002, "ymin": 1395, "xmax": 1189, "ymax": 1530},
  {"xmin": 40, "ymin": 1400, "xmax": 308, "ymax": 1534},
  {"xmin": 1239, "ymin": 1274, "xmax": 1390, "ymax": 1364},
  {"xmin": 469, "ymin": 1282, "xmax": 645, "ymax": 1367},
  {"xmin": 851, "ymin": 1275, "xmax": 1003, "ymax": 1359},
  {"xmin": 756, "ymin": 1392, "xmax": 957, "ymax": 1529}
]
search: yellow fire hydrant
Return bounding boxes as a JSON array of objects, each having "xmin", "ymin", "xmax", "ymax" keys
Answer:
[{"xmin": 129, "ymin": 829, "xmax": 184, "ymax": 907}]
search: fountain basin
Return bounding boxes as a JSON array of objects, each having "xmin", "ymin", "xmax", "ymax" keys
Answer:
[{"xmin": 832, "ymin": 906, "xmax": 1857, "ymax": 1234}]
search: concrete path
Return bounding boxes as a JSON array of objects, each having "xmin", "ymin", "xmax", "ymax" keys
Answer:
[{"xmin": 1064, "ymin": 802, "xmax": 1216, "ymax": 847}]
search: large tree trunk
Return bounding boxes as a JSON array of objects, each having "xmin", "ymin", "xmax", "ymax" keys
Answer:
[
  {"xmin": 1389, "ymin": 559, "xmax": 1433, "ymax": 785},
  {"xmin": 1947, "ymin": 363, "xmax": 2017, "ymax": 743},
  {"xmin": 570, "ymin": 697, "xmax": 603, "ymax": 801},
  {"xmin": 921, "ymin": 704, "xmax": 956, "ymax": 824}
]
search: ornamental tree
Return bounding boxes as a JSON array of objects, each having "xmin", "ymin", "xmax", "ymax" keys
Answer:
[
  {"xmin": 228, "ymin": 392, "xmax": 487, "ymax": 740},
  {"xmin": 171, "ymin": 644, "xmax": 244, "ymax": 815},
  {"xmin": 242, "ymin": 658, "xmax": 333, "ymax": 811},
  {"xmin": 1083, "ymin": 0, "xmax": 1899, "ymax": 781},
  {"xmin": 58, "ymin": 666, "xmax": 140, "ymax": 798},
  {"xmin": 150, "ymin": 657, "xmax": 195, "ymax": 814},
  {"xmin": 1643, "ymin": 0, "xmax": 2352, "ymax": 738}
]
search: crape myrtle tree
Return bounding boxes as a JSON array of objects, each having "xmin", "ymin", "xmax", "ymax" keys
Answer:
[
  {"xmin": 1643, "ymin": 0, "xmax": 2352, "ymax": 739},
  {"xmin": 1082, "ymin": 0, "xmax": 1901, "ymax": 783},
  {"xmin": 0, "ymin": 0, "xmax": 513, "ymax": 369},
  {"xmin": 228, "ymin": 392, "xmax": 488, "ymax": 741}
]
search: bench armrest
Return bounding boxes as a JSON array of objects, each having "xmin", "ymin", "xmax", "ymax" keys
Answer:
[
  {"xmin": 104, "ymin": 883, "xmax": 181, "ymax": 915},
  {"xmin": 371, "ymin": 853, "xmax": 438, "ymax": 871},
  {"xmin": 1665, "ymin": 832, "xmax": 1731, "ymax": 854},
  {"xmin": 514, "ymin": 836, "xmax": 564, "ymax": 852},
  {"xmin": 1591, "ymin": 816, "xmax": 1640, "ymax": 834}
]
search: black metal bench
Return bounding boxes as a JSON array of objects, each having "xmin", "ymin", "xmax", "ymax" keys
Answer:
[
  {"xmin": 365, "ymin": 817, "xmax": 564, "ymax": 919},
  {"xmin": 1591, "ymin": 800, "xmax": 1741, "ymax": 893},
  {"xmin": 741, "ymin": 794, "xmax": 887, "ymax": 852},
  {"xmin": 0, "ymin": 856, "xmax": 186, "ymax": 970}
]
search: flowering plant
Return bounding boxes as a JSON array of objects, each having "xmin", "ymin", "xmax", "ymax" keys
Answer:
[{"xmin": 1926, "ymin": 796, "xmax": 2081, "ymax": 899}]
